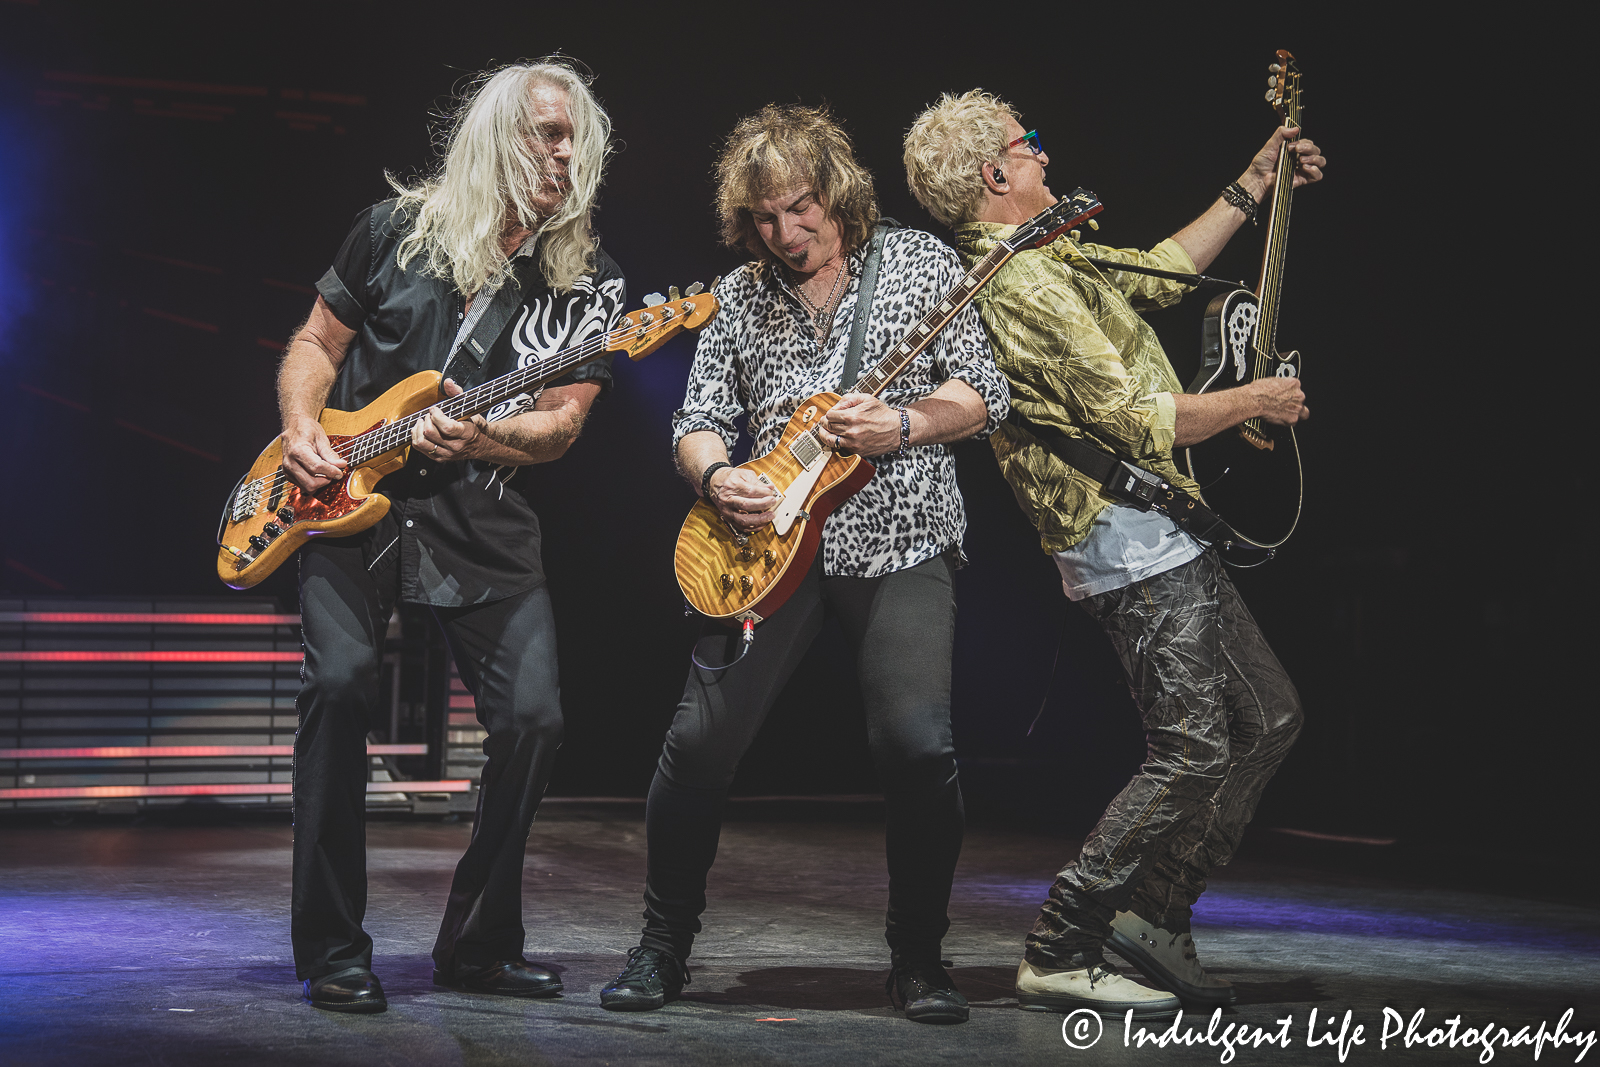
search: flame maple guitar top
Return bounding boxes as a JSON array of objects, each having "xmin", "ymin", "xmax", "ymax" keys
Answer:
[{"xmin": 675, "ymin": 392, "xmax": 875, "ymax": 622}]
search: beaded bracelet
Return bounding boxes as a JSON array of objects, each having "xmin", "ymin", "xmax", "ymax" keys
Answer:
[
  {"xmin": 1221, "ymin": 181, "xmax": 1258, "ymax": 225},
  {"xmin": 897, "ymin": 407, "xmax": 912, "ymax": 455}
]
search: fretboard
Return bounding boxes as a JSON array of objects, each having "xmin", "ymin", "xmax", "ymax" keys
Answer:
[
  {"xmin": 341, "ymin": 319, "xmax": 638, "ymax": 467},
  {"xmin": 1251, "ymin": 119, "xmax": 1298, "ymax": 380},
  {"xmin": 853, "ymin": 242, "xmax": 1015, "ymax": 399}
]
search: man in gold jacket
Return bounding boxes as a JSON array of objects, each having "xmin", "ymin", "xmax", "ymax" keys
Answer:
[{"xmin": 905, "ymin": 90, "xmax": 1325, "ymax": 1019}]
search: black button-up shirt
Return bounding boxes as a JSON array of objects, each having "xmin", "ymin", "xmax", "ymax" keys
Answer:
[{"xmin": 316, "ymin": 200, "xmax": 626, "ymax": 606}]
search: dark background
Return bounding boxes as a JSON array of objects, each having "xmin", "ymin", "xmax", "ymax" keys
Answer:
[{"xmin": 0, "ymin": 5, "xmax": 1576, "ymax": 878}]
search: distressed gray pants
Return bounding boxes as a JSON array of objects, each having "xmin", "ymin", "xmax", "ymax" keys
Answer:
[{"xmin": 1026, "ymin": 550, "xmax": 1303, "ymax": 965}]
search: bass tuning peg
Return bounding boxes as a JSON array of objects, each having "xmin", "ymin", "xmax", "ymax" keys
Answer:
[
  {"xmin": 668, "ymin": 286, "xmax": 681, "ymax": 301},
  {"xmin": 685, "ymin": 281, "xmax": 704, "ymax": 296},
  {"xmin": 643, "ymin": 292, "xmax": 665, "ymax": 306}
]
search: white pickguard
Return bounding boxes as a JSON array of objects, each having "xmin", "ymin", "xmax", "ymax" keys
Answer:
[
  {"xmin": 771, "ymin": 458, "xmax": 827, "ymax": 535},
  {"xmin": 1225, "ymin": 299, "xmax": 1259, "ymax": 382}
]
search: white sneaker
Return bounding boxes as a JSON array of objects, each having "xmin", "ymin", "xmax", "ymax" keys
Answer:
[
  {"xmin": 1015, "ymin": 958, "xmax": 1181, "ymax": 1018},
  {"xmin": 1109, "ymin": 911, "xmax": 1236, "ymax": 1009}
]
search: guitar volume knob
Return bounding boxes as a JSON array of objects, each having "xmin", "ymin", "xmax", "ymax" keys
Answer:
[
  {"xmin": 763, "ymin": 550, "xmax": 775, "ymax": 566},
  {"xmin": 739, "ymin": 576, "xmax": 753, "ymax": 594},
  {"xmin": 720, "ymin": 574, "xmax": 734, "ymax": 591}
]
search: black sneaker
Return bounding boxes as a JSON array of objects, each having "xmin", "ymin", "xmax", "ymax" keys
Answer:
[
  {"xmin": 599, "ymin": 946, "xmax": 688, "ymax": 1011},
  {"xmin": 887, "ymin": 959, "xmax": 969, "ymax": 1024}
]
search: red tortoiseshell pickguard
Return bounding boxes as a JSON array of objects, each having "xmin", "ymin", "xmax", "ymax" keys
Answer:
[{"xmin": 276, "ymin": 432, "xmax": 371, "ymax": 523}]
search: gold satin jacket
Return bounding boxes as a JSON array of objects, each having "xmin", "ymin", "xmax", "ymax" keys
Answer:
[{"xmin": 956, "ymin": 223, "xmax": 1203, "ymax": 553}]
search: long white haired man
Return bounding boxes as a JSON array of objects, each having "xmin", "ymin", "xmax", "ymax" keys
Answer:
[{"xmin": 278, "ymin": 59, "xmax": 626, "ymax": 1014}]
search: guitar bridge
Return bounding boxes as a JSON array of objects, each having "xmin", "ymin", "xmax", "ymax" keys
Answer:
[{"xmin": 1238, "ymin": 421, "xmax": 1274, "ymax": 451}]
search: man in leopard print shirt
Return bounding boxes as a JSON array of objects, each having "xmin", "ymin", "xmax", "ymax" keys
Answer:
[{"xmin": 601, "ymin": 105, "xmax": 1008, "ymax": 1025}]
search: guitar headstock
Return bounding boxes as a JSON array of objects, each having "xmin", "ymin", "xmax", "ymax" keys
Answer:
[
  {"xmin": 610, "ymin": 284, "xmax": 721, "ymax": 361},
  {"xmin": 1267, "ymin": 50, "xmax": 1303, "ymax": 128},
  {"xmin": 1004, "ymin": 187, "xmax": 1105, "ymax": 252}
]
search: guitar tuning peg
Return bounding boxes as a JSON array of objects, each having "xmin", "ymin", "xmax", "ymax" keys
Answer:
[
  {"xmin": 710, "ymin": 275, "xmax": 722, "ymax": 290},
  {"xmin": 668, "ymin": 286, "xmax": 681, "ymax": 301},
  {"xmin": 1265, "ymin": 89, "xmax": 1276, "ymax": 101},
  {"xmin": 1069, "ymin": 229, "xmax": 1081, "ymax": 242},
  {"xmin": 1269, "ymin": 62, "xmax": 1282, "ymax": 73},
  {"xmin": 1268, "ymin": 75, "xmax": 1277, "ymax": 88},
  {"xmin": 643, "ymin": 292, "xmax": 665, "ymax": 307},
  {"xmin": 1086, "ymin": 218, "xmax": 1099, "ymax": 231},
  {"xmin": 685, "ymin": 281, "xmax": 704, "ymax": 296}
]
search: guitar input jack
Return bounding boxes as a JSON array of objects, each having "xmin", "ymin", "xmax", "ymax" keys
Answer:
[{"xmin": 690, "ymin": 617, "xmax": 756, "ymax": 673}]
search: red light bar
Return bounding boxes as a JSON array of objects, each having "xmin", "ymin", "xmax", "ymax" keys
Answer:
[
  {"xmin": 0, "ymin": 745, "xmax": 427, "ymax": 759},
  {"xmin": 0, "ymin": 780, "xmax": 471, "ymax": 800},
  {"xmin": 0, "ymin": 612, "xmax": 302, "ymax": 625},
  {"xmin": 0, "ymin": 651, "xmax": 303, "ymax": 663}
]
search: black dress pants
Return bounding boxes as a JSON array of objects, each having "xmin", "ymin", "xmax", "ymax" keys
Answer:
[
  {"xmin": 639, "ymin": 552, "xmax": 964, "ymax": 965},
  {"xmin": 291, "ymin": 526, "xmax": 564, "ymax": 981}
]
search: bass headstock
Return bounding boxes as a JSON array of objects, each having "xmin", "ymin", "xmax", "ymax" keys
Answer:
[
  {"xmin": 610, "ymin": 284, "xmax": 721, "ymax": 361},
  {"xmin": 1005, "ymin": 187, "xmax": 1105, "ymax": 252},
  {"xmin": 1268, "ymin": 50, "xmax": 1303, "ymax": 128}
]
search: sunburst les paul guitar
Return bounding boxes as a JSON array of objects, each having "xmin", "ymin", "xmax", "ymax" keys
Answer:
[
  {"xmin": 216, "ymin": 286, "xmax": 719, "ymax": 589},
  {"xmin": 676, "ymin": 191, "xmax": 1105, "ymax": 623},
  {"xmin": 1184, "ymin": 49, "xmax": 1309, "ymax": 549}
]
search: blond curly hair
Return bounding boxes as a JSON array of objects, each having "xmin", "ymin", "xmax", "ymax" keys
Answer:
[
  {"xmin": 715, "ymin": 104, "xmax": 879, "ymax": 264},
  {"xmin": 903, "ymin": 89, "xmax": 1017, "ymax": 227}
]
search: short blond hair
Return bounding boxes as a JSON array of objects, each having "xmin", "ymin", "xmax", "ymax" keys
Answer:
[
  {"xmin": 903, "ymin": 90, "xmax": 1016, "ymax": 227},
  {"xmin": 715, "ymin": 104, "xmax": 879, "ymax": 264}
]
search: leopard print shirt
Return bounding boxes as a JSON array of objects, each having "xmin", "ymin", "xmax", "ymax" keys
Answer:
[{"xmin": 672, "ymin": 227, "xmax": 1009, "ymax": 578}]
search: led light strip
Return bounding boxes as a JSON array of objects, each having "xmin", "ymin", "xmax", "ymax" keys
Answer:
[
  {"xmin": 0, "ymin": 781, "xmax": 471, "ymax": 800},
  {"xmin": 0, "ymin": 612, "xmax": 302, "ymax": 625},
  {"xmin": 0, "ymin": 651, "xmax": 303, "ymax": 663},
  {"xmin": 0, "ymin": 745, "xmax": 427, "ymax": 759}
]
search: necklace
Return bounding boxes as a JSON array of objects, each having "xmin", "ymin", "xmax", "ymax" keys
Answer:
[{"xmin": 790, "ymin": 261, "xmax": 850, "ymax": 346}]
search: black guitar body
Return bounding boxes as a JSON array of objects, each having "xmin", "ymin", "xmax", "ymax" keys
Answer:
[{"xmin": 1182, "ymin": 289, "xmax": 1303, "ymax": 549}]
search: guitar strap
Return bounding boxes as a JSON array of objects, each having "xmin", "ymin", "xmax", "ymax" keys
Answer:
[
  {"xmin": 1001, "ymin": 408, "xmax": 1237, "ymax": 546},
  {"xmin": 439, "ymin": 272, "xmax": 529, "ymax": 392},
  {"xmin": 839, "ymin": 219, "xmax": 900, "ymax": 391}
]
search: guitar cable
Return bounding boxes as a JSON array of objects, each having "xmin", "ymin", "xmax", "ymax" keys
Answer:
[{"xmin": 689, "ymin": 617, "xmax": 757, "ymax": 674}]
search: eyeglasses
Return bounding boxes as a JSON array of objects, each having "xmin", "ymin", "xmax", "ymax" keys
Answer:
[{"xmin": 1007, "ymin": 129, "xmax": 1044, "ymax": 156}]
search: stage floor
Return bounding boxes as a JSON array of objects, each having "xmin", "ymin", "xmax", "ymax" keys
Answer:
[{"xmin": 1, "ymin": 803, "xmax": 1595, "ymax": 1066}]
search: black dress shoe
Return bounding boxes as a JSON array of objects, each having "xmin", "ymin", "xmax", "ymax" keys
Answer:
[
  {"xmin": 303, "ymin": 966, "xmax": 387, "ymax": 1013},
  {"xmin": 599, "ymin": 946, "xmax": 687, "ymax": 1011},
  {"xmin": 887, "ymin": 960, "xmax": 969, "ymax": 1024},
  {"xmin": 432, "ymin": 959, "xmax": 563, "ymax": 998}
]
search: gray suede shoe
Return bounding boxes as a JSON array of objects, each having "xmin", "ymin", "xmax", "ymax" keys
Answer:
[{"xmin": 1109, "ymin": 911, "xmax": 1236, "ymax": 1009}]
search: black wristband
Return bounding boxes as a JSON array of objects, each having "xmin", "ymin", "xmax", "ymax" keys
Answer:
[
  {"xmin": 700, "ymin": 461, "xmax": 733, "ymax": 499},
  {"xmin": 897, "ymin": 407, "xmax": 912, "ymax": 455}
]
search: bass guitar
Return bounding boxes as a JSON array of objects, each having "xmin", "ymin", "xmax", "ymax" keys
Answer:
[
  {"xmin": 217, "ymin": 286, "xmax": 719, "ymax": 589},
  {"xmin": 1184, "ymin": 49, "xmax": 1307, "ymax": 549},
  {"xmin": 676, "ymin": 190, "xmax": 1105, "ymax": 623}
]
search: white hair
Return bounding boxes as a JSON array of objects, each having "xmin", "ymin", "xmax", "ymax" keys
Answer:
[{"xmin": 389, "ymin": 60, "xmax": 612, "ymax": 295}]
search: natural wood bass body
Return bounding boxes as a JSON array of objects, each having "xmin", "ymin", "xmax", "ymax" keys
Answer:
[
  {"xmin": 216, "ymin": 372, "xmax": 444, "ymax": 589},
  {"xmin": 676, "ymin": 393, "xmax": 874, "ymax": 622},
  {"xmin": 216, "ymin": 287, "xmax": 719, "ymax": 589}
]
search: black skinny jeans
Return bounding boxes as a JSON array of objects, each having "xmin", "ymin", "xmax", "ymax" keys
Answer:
[
  {"xmin": 640, "ymin": 553, "xmax": 964, "ymax": 965},
  {"xmin": 1026, "ymin": 550, "xmax": 1303, "ymax": 965},
  {"xmin": 291, "ymin": 522, "xmax": 564, "ymax": 981}
]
